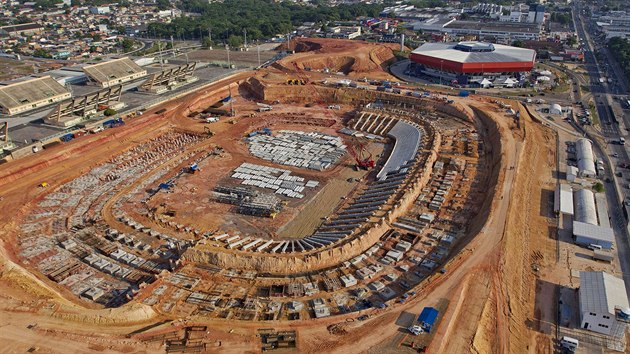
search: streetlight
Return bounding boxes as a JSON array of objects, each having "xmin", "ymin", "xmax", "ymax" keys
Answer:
[
  {"xmin": 257, "ymin": 44, "xmax": 261, "ymax": 67},
  {"xmin": 226, "ymin": 44, "xmax": 231, "ymax": 68}
]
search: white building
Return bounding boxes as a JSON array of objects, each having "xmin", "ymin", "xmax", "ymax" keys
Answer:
[
  {"xmin": 567, "ymin": 166, "xmax": 578, "ymax": 182},
  {"xmin": 526, "ymin": 4, "xmax": 545, "ymax": 24},
  {"xmin": 499, "ymin": 11, "xmax": 523, "ymax": 23},
  {"xmin": 579, "ymin": 271, "xmax": 629, "ymax": 335},
  {"xmin": 575, "ymin": 138, "xmax": 596, "ymax": 177},
  {"xmin": 554, "ymin": 184, "xmax": 574, "ymax": 216},
  {"xmin": 573, "ymin": 189, "xmax": 597, "ymax": 225},
  {"xmin": 89, "ymin": 6, "xmax": 110, "ymax": 14},
  {"xmin": 549, "ymin": 103, "xmax": 563, "ymax": 115},
  {"xmin": 573, "ymin": 221, "xmax": 614, "ymax": 249},
  {"xmin": 386, "ymin": 249, "xmax": 404, "ymax": 261},
  {"xmin": 340, "ymin": 274, "xmax": 357, "ymax": 288}
]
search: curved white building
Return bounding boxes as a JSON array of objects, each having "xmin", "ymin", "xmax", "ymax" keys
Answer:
[
  {"xmin": 574, "ymin": 189, "xmax": 598, "ymax": 225},
  {"xmin": 549, "ymin": 103, "xmax": 562, "ymax": 115},
  {"xmin": 576, "ymin": 138, "xmax": 596, "ymax": 177}
]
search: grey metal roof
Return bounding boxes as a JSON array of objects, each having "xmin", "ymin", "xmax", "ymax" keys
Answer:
[
  {"xmin": 411, "ymin": 41, "xmax": 536, "ymax": 64},
  {"xmin": 579, "ymin": 271, "xmax": 629, "ymax": 315},
  {"xmin": 0, "ymin": 75, "xmax": 69, "ymax": 110},
  {"xmin": 555, "ymin": 184, "xmax": 573, "ymax": 215},
  {"xmin": 83, "ymin": 57, "xmax": 146, "ymax": 83},
  {"xmin": 573, "ymin": 189, "xmax": 597, "ymax": 225},
  {"xmin": 576, "ymin": 138, "xmax": 595, "ymax": 175},
  {"xmin": 573, "ymin": 221, "xmax": 614, "ymax": 243},
  {"xmin": 377, "ymin": 120, "xmax": 421, "ymax": 179}
]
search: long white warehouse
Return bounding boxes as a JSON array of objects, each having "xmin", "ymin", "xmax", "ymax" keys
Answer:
[
  {"xmin": 575, "ymin": 138, "xmax": 596, "ymax": 177},
  {"xmin": 574, "ymin": 189, "xmax": 597, "ymax": 225}
]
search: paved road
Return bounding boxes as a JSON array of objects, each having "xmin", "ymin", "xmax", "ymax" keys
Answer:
[{"xmin": 572, "ymin": 0, "xmax": 630, "ymax": 297}]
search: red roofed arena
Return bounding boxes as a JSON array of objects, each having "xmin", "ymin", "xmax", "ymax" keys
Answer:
[{"xmin": 408, "ymin": 41, "xmax": 536, "ymax": 88}]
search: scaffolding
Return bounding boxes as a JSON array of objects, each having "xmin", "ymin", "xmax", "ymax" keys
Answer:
[{"xmin": 213, "ymin": 185, "xmax": 283, "ymax": 218}]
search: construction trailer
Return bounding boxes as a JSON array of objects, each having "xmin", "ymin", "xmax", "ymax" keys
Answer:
[{"xmin": 417, "ymin": 307, "xmax": 439, "ymax": 333}]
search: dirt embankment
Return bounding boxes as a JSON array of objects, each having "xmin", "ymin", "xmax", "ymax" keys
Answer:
[
  {"xmin": 500, "ymin": 111, "xmax": 556, "ymax": 353},
  {"xmin": 462, "ymin": 104, "xmax": 556, "ymax": 354},
  {"xmin": 275, "ymin": 38, "xmax": 401, "ymax": 79},
  {"xmin": 467, "ymin": 106, "xmax": 506, "ymax": 238}
]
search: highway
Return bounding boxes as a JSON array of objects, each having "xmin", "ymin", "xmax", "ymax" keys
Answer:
[{"xmin": 571, "ymin": 0, "xmax": 630, "ymax": 295}]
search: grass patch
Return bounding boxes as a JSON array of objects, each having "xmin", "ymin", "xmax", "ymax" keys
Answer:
[
  {"xmin": 589, "ymin": 105, "xmax": 600, "ymax": 125},
  {"xmin": 580, "ymin": 84, "xmax": 590, "ymax": 92},
  {"xmin": 593, "ymin": 182, "xmax": 605, "ymax": 193}
]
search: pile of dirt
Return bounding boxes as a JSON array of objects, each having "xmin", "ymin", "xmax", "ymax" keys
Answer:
[
  {"xmin": 292, "ymin": 39, "xmax": 323, "ymax": 53},
  {"xmin": 275, "ymin": 38, "xmax": 400, "ymax": 79},
  {"xmin": 296, "ymin": 56, "xmax": 356, "ymax": 75}
]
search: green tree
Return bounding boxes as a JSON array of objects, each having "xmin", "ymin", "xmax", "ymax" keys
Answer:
[
  {"xmin": 512, "ymin": 40, "xmax": 525, "ymax": 47},
  {"xmin": 592, "ymin": 182, "xmax": 605, "ymax": 193},
  {"xmin": 566, "ymin": 36, "xmax": 577, "ymax": 46},
  {"xmin": 104, "ymin": 108, "xmax": 117, "ymax": 116},
  {"xmin": 227, "ymin": 35, "xmax": 243, "ymax": 48},
  {"xmin": 156, "ymin": 0, "xmax": 170, "ymax": 10},
  {"xmin": 121, "ymin": 38, "xmax": 134, "ymax": 52},
  {"xmin": 608, "ymin": 37, "xmax": 630, "ymax": 80},
  {"xmin": 202, "ymin": 37, "xmax": 213, "ymax": 48},
  {"xmin": 32, "ymin": 48, "xmax": 51, "ymax": 58}
]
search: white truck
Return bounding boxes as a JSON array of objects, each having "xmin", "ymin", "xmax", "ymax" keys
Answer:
[{"xmin": 560, "ymin": 336, "xmax": 578, "ymax": 351}]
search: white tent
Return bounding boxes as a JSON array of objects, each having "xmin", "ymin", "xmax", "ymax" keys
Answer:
[
  {"xmin": 540, "ymin": 70, "xmax": 552, "ymax": 76},
  {"xmin": 550, "ymin": 103, "xmax": 563, "ymax": 114},
  {"xmin": 494, "ymin": 77, "xmax": 518, "ymax": 87},
  {"xmin": 537, "ymin": 76, "xmax": 551, "ymax": 82},
  {"xmin": 479, "ymin": 78, "xmax": 492, "ymax": 88}
]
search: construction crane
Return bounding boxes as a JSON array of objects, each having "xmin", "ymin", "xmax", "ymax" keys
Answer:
[
  {"xmin": 290, "ymin": 61, "xmax": 376, "ymax": 170},
  {"xmin": 346, "ymin": 142, "xmax": 375, "ymax": 170}
]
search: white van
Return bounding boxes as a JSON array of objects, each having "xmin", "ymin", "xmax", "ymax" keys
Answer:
[
  {"xmin": 560, "ymin": 336, "xmax": 578, "ymax": 351},
  {"xmin": 588, "ymin": 244, "xmax": 603, "ymax": 251}
]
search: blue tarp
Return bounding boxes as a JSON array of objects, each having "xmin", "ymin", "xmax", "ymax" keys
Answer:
[
  {"xmin": 417, "ymin": 307, "xmax": 439, "ymax": 333},
  {"xmin": 221, "ymin": 96, "xmax": 232, "ymax": 103}
]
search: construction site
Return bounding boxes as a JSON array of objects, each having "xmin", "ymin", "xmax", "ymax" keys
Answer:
[{"xmin": 0, "ymin": 38, "xmax": 568, "ymax": 354}]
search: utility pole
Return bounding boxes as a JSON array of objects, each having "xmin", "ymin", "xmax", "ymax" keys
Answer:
[
  {"xmin": 257, "ymin": 44, "xmax": 261, "ymax": 67},
  {"xmin": 170, "ymin": 35, "xmax": 174, "ymax": 57},
  {"xmin": 243, "ymin": 28, "xmax": 247, "ymax": 48},
  {"xmin": 158, "ymin": 41, "xmax": 164, "ymax": 70},
  {"xmin": 226, "ymin": 44, "xmax": 231, "ymax": 68},
  {"xmin": 287, "ymin": 32, "xmax": 291, "ymax": 52},
  {"xmin": 208, "ymin": 27, "xmax": 212, "ymax": 42}
]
